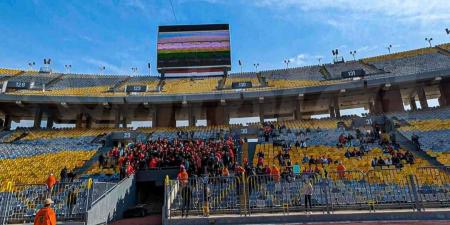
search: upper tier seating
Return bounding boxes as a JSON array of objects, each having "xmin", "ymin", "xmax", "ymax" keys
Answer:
[
  {"xmin": 389, "ymin": 107, "xmax": 450, "ymax": 121},
  {"xmin": 437, "ymin": 43, "xmax": 450, "ymax": 51},
  {"xmin": 50, "ymin": 74, "xmax": 126, "ymax": 89},
  {"xmin": 368, "ymin": 53, "xmax": 450, "ymax": 76},
  {"xmin": 260, "ymin": 65, "xmax": 325, "ymax": 80},
  {"xmin": 161, "ymin": 77, "xmax": 220, "ymax": 94},
  {"xmin": 266, "ymin": 79, "xmax": 344, "ymax": 89},
  {"xmin": 6, "ymin": 72, "xmax": 59, "ymax": 88},
  {"xmin": 324, "ymin": 61, "xmax": 381, "ymax": 79},
  {"xmin": 0, "ymin": 68, "xmax": 23, "ymax": 76},
  {"xmin": 120, "ymin": 76, "xmax": 159, "ymax": 92}
]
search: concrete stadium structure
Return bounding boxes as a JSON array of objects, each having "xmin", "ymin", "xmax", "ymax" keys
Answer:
[{"xmin": 1, "ymin": 44, "xmax": 450, "ymax": 129}]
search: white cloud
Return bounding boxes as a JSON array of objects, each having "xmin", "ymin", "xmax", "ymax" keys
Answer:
[
  {"xmin": 82, "ymin": 57, "xmax": 128, "ymax": 75},
  {"xmin": 256, "ymin": 0, "xmax": 450, "ymax": 24},
  {"xmin": 289, "ymin": 53, "xmax": 323, "ymax": 66}
]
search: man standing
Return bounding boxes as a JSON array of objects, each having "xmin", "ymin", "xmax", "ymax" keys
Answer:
[
  {"xmin": 45, "ymin": 174, "xmax": 57, "ymax": 196},
  {"xmin": 301, "ymin": 180, "xmax": 314, "ymax": 214},
  {"xmin": 34, "ymin": 198, "xmax": 56, "ymax": 225}
]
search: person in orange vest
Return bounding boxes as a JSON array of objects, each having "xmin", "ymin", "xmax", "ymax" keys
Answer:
[
  {"xmin": 177, "ymin": 167, "xmax": 189, "ymax": 185},
  {"xmin": 336, "ymin": 162, "xmax": 346, "ymax": 179},
  {"xmin": 222, "ymin": 166, "xmax": 229, "ymax": 177},
  {"xmin": 45, "ymin": 174, "xmax": 57, "ymax": 194},
  {"xmin": 34, "ymin": 198, "xmax": 56, "ymax": 225},
  {"xmin": 271, "ymin": 164, "xmax": 281, "ymax": 183}
]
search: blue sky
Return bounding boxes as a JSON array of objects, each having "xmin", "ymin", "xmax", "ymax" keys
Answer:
[{"xmin": 0, "ymin": 0, "xmax": 449, "ymax": 75}]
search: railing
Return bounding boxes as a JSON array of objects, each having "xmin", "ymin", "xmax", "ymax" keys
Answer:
[
  {"xmin": 0, "ymin": 180, "xmax": 91, "ymax": 224},
  {"xmin": 164, "ymin": 166, "xmax": 450, "ymax": 220},
  {"xmin": 0, "ymin": 179, "xmax": 118, "ymax": 224}
]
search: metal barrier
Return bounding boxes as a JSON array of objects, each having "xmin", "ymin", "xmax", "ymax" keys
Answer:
[
  {"xmin": 0, "ymin": 181, "xmax": 90, "ymax": 224},
  {"xmin": 414, "ymin": 166, "xmax": 450, "ymax": 208},
  {"xmin": 168, "ymin": 175, "xmax": 244, "ymax": 217},
  {"xmin": 164, "ymin": 166, "xmax": 450, "ymax": 218},
  {"xmin": 366, "ymin": 168, "xmax": 416, "ymax": 210}
]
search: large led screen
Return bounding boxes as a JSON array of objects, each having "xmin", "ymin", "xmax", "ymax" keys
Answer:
[{"xmin": 157, "ymin": 24, "xmax": 231, "ymax": 75}]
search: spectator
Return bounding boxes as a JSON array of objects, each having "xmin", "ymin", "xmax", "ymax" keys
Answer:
[
  {"xmin": 411, "ymin": 133, "xmax": 420, "ymax": 150},
  {"xmin": 34, "ymin": 198, "xmax": 56, "ymax": 225},
  {"xmin": 67, "ymin": 170, "xmax": 76, "ymax": 182},
  {"xmin": 60, "ymin": 167, "xmax": 68, "ymax": 183},
  {"xmin": 45, "ymin": 174, "xmax": 57, "ymax": 194},
  {"xmin": 98, "ymin": 154, "xmax": 105, "ymax": 169},
  {"xmin": 336, "ymin": 162, "xmax": 346, "ymax": 179},
  {"xmin": 66, "ymin": 188, "xmax": 77, "ymax": 215},
  {"xmin": 177, "ymin": 167, "xmax": 189, "ymax": 185},
  {"xmin": 301, "ymin": 180, "xmax": 313, "ymax": 214},
  {"xmin": 180, "ymin": 180, "xmax": 192, "ymax": 218},
  {"xmin": 271, "ymin": 164, "xmax": 281, "ymax": 183}
]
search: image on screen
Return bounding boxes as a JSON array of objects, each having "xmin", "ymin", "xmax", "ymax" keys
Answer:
[{"xmin": 157, "ymin": 24, "xmax": 231, "ymax": 73}]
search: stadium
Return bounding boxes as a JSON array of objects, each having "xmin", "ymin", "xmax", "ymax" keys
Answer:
[{"xmin": 1, "ymin": 1, "xmax": 450, "ymax": 225}]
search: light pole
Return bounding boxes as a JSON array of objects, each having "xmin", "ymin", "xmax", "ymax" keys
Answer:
[
  {"xmin": 283, "ymin": 59, "xmax": 290, "ymax": 69},
  {"xmin": 131, "ymin": 67, "xmax": 138, "ymax": 75},
  {"xmin": 28, "ymin": 62, "xmax": 35, "ymax": 70},
  {"xmin": 350, "ymin": 50, "xmax": 356, "ymax": 60},
  {"xmin": 331, "ymin": 49, "xmax": 339, "ymax": 61},
  {"xmin": 99, "ymin": 66, "xmax": 105, "ymax": 73},
  {"xmin": 317, "ymin": 57, "xmax": 322, "ymax": 65},
  {"xmin": 147, "ymin": 63, "xmax": 151, "ymax": 76},
  {"xmin": 425, "ymin": 37, "xmax": 433, "ymax": 47},
  {"xmin": 253, "ymin": 63, "xmax": 259, "ymax": 72},
  {"xmin": 386, "ymin": 44, "xmax": 392, "ymax": 54},
  {"xmin": 64, "ymin": 64, "xmax": 72, "ymax": 73},
  {"xmin": 238, "ymin": 60, "xmax": 243, "ymax": 73}
]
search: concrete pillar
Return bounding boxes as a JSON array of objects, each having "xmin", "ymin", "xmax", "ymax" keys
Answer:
[
  {"xmin": 329, "ymin": 106, "xmax": 336, "ymax": 118},
  {"xmin": 33, "ymin": 110, "xmax": 43, "ymax": 128},
  {"xmin": 439, "ymin": 81, "xmax": 450, "ymax": 107},
  {"xmin": 333, "ymin": 96, "xmax": 340, "ymax": 118},
  {"xmin": 375, "ymin": 88, "xmax": 404, "ymax": 113},
  {"xmin": 86, "ymin": 114, "xmax": 93, "ymax": 129},
  {"xmin": 4, "ymin": 115, "xmax": 11, "ymax": 130},
  {"xmin": 76, "ymin": 113, "xmax": 83, "ymax": 129},
  {"xmin": 151, "ymin": 108, "xmax": 157, "ymax": 127},
  {"xmin": 417, "ymin": 87, "xmax": 428, "ymax": 109},
  {"xmin": 188, "ymin": 106, "xmax": 195, "ymax": 127},
  {"xmin": 293, "ymin": 100, "xmax": 302, "ymax": 120},
  {"xmin": 156, "ymin": 106, "xmax": 176, "ymax": 127},
  {"xmin": 409, "ymin": 97, "xmax": 417, "ymax": 111},
  {"xmin": 114, "ymin": 111, "xmax": 120, "ymax": 128},
  {"xmin": 259, "ymin": 103, "xmax": 265, "ymax": 123},
  {"xmin": 46, "ymin": 115, "xmax": 54, "ymax": 129},
  {"xmin": 122, "ymin": 116, "xmax": 127, "ymax": 128},
  {"xmin": 207, "ymin": 105, "xmax": 228, "ymax": 126}
]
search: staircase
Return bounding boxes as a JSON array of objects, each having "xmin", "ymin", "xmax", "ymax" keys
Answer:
[
  {"xmin": 359, "ymin": 60, "xmax": 386, "ymax": 74},
  {"xmin": 394, "ymin": 130, "xmax": 444, "ymax": 167},
  {"xmin": 4, "ymin": 131, "xmax": 28, "ymax": 143},
  {"xmin": 44, "ymin": 73, "xmax": 65, "ymax": 89},
  {"xmin": 74, "ymin": 145, "xmax": 112, "ymax": 175},
  {"xmin": 435, "ymin": 46, "xmax": 450, "ymax": 57},
  {"xmin": 156, "ymin": 79, "xmax": 165, "ymax": 92},
  {"xmin": 109, "ymin": 76, "xmax": 132, "ymax": 92},
  {"xmin": 319, "ymin": 65, "xmax": 331, "ymax": 79}
]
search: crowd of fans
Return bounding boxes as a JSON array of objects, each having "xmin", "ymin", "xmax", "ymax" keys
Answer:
[{"xmin": 100, "ymin": 136, "xmax": 242, "ymax": 179}]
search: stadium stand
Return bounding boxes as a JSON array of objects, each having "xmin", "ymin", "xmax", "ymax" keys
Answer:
[
  {"xmin": 367, "ymin": 53, "xmax": 450, "ymax": 77},
  {"xmin": 5, "ymin": 72, "xmax": 59, "ymax": 88},
  {"xmin": 0, "ymin": 68, "xmax": 24, "ymax": 76},
  {"xmin": 260, "ymin": 65, "xmax": 325, "ymax": 80},
  {"xmin": 118, "ymin": 76, "xmax": 159, "ymax": 92},
  {"xmin": 323, "ymin": 60, "xmax": 381, "ymax": 79}
]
